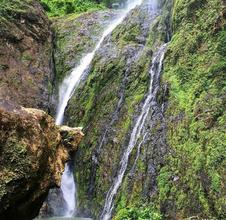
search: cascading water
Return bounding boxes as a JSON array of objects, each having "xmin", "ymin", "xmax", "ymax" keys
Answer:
[
  {"xmin": 100, "ymin": 43, "xmax": 167, "ymax": 220},
  {"xmin": 55, "ymin": 0, "xmax": 143, "ymax": 126},
  {"xmin": 54, "ymin": 0, "xmax": 144, "ymax": 217},
  {"xmin": 60, "ymin": 163, "xmax": 77, "ymax": 217}
]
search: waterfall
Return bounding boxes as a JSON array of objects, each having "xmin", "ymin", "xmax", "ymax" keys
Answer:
[
  {"xmin": 55, "ymin": 0, "xmax": 143, "ymax": 126},
  {"xmin": 60, "ymin": 163, "xmax": 77, "ymax": 217},
  {"xmin": 54, "ymin": 0, "xmax": 144, "ymax": 217},
  {"xmin": 100, "ymin": 44, "xmax": 167, "ymax": 220}
]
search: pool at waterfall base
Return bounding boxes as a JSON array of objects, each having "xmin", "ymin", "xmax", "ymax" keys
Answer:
[{"xmin": 35, "ymin": 218, "xmax": 92, "ymax": 220}]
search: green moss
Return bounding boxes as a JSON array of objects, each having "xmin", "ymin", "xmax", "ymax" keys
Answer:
[
  {"xmin": 40, "ymin": 0, "xmax": 105, "ymax": 17},
  {"xmin": 63, "ymin": 2, "xmax": 171, "ymax": 218},
  {"xmin": 0, "ymin": 64, "xmax": 9, "ymax": 70},
  {"xmin": 158, "ymin": 0, "xmax": 226, "ymax": 218},
  {"xmin": 21, "ymin": 54, "xmax": 33, "ymax": 62},
  {"xmin": 114, "ymin": 205, "xmax": 162, "ymax": 220},
  {"xmin": 52, "ymin": 0, "xmax": 225, "ymax": 219},
  {"xmin": 0, "ymin": 0, "xmax": 33, "ymax": 19},
  {"xmin": 157, "ymin": 167, "xmax": 171, "ymax": 201},
  {"xmin": 53, "ymin": 11, "xmax": 113, "ymax": 89}
]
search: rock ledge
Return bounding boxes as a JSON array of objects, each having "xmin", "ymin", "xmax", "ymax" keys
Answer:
[{"xmin": 0, "ymin": 100, "xmax": 83, "ymax": 220}]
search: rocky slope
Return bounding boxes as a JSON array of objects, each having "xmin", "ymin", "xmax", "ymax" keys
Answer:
[
  {"xmin": 51, "ymin": 9, "xmax": 119, "ymax": 110},
  {"xmin": 53, "ymin": 10, "xmax": 118, "ymax": 83},
  {"xmin": 0, "ymin": 1, "xmax": 85, "ymax": 219},
  {"xmin": 0, "ymin": 0, "xmax": 225, "ymax": 219},
  {"xmin": 63, "ymin": 1, "xmax": 170, "ymax": 218},
  {"xmin": 159, "ymin": 0, "xmax": 226, "ymax": 218},
  {"xmin": 0, "ymin": 100, "xmax": 83, "ymax": 220},
  {"xmin": 35, "ymin": 10, "xmax": 120, "ymax": 217},
  {"xmin": 0, "ymin": 0, "xmax": 54, "ymax": 111},
  {"xmin": 55, "ymin": 0, "xmax": 225, "ymax": 219}
]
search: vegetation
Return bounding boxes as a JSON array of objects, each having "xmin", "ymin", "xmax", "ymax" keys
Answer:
[
  {"xmin": 63, "ymin": 6, "xmax": 157, "ymax": 218},
  {"xmin": 39, "ymin": 0, "xmax": 127, "ymax": 17},
  {"xmin": 114, "ymin": 205, "xmax": 162, "ymax": 220},
  {"xmin": 1, "ymin": 0, "xmax": 225, "ymax": 219},
  {"xmin": 158, "ymin": 0, "xmax": 226, "ymax": 218},
  {"xmin": 45, "ymin": 0, "xmax": 226, "ymax": 218},
  {"xmin": 62, "ymin": 0, "xmax": 225, "ymax": 218},
  {"xmin": 0, "ymin": 0, "xmax": 32, "ymax": 19},
  {"xmin": 39, "ymin": 0, "xmax": 105, "ymax": 17}
]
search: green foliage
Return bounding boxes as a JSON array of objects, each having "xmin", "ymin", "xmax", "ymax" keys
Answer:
[
  {"xmin": 217, "ymin": 30, "xmax": 226, "ymax": 57},
  {"xmin": 40, "ymin": 0, "xmax": 105, "ymax": 17},
  {"xmin": 21, "ymin": 54, "xmax": 33, "ymax": 62},
  {"xmin": 157, "ymin": 167, "xmax": 172, "ymax": 201},
  {"xmin": 159, "ymin": 0, "xmax": 226, "ymax": 218},
  {"xmin": 39, "ymin": 0, "xmax": 130, "ymax": 17},
  {"xmin": 62, "ymin": 5, "xmax": 164, "ymax": 217},
  {"xmin": 114, "ymin": 205, "xmax": 162, "ymax": 220},
  {"xmin": 50, "ymin": 0, "xmax": 225, "ymax": 218},
  {"xmin": 0, "ymin": 0, "xmax": 32, "ymax": 18}
]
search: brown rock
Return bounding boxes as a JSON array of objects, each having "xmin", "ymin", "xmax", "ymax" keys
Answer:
[
  {"xmin": 0, "ymin": 100, "xmax": 83, "ymax": 220},
  {"xmin": 0, "ymin": 0, "xmax": 54, "ymax": 111}
]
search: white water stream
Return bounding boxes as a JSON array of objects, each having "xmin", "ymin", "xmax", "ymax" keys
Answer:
[
  {"xmin": 60, "ymin": 163, "xmax": 77, "ymax": 217},
  {"xmin": 55, "ymin": 0, "xmax": 143, "ymax": 217},
  {"xmin": 55, "ymin": 0, "xmax": 143, "ymax": 125},
  {"xmin": 100, "ymin": 44, "xmax": 167, "ymax": 220}
]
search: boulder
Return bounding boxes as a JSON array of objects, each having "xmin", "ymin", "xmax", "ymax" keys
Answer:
[
  {"xmin": 0, "ymin": 0, "xmax": 54, "ymax": 111},
  {"xmin": 0, "ymin": 100, "xmax": 83, "ymax": 220}
]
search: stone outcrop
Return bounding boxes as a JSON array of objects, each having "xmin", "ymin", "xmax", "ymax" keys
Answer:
[
  {"xmin": 51, "ymin": 10, "xmax": 118, "ymax": 108},
  {"xmin": 1, "ymin": 0, "xmax": 224, "ymax": 219},
  {"xmin": 62, "ymin": 2, "xmax": 170, "ymax": 218},
  {"xmin": 0, "ymin": 0, "xmax": 54, "ymax": 111},
  {"xmin": 0, "ymin": 100, "xmax": 83, "ymax": 220},
  {"xmin": 55, "ymin": 0, "xmax": 225, "ymax": 219}
]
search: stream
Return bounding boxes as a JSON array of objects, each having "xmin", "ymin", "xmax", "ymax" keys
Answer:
[
  {"xmin": 100, "ymin": 43, "xmax": 167, "ymax": 220},
  {"xmin": 47, "ymin": 0, "xmax": 144, "ymax": 218}
]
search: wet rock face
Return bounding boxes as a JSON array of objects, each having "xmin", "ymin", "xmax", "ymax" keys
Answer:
[
  {"xmin": 159, "ymin": 0, "xmax": 226, "ymax": 218},
  {"xmin": 62, "ymin": 2, "xmax": 169, "ymax": 218},
  {"xmin": 52, "ymin": 10, "xmax": 119, "ymax": 108},
  {"xmin": 53, "ymin": 10, "xmax": 118, "ymax": 78},
  {"xmin": 0, "ymin": 100, "xmax": 83, "ymax": 220},
  {"xmin": 0, "ymin": 0, "xmax": 54, "ymax": 111}
]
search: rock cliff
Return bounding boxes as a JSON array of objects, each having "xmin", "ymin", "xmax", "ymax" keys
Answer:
[
  {"xmin": 54, "ymin": 0, "xmax": 225, "ymax": 219},
  {"xmin": 0, "ymin": 0, "xmax": 225, "ymax": 219},
  {"xmin": 51, "ymin": 9, "xmax": 118, "ymax": 108},
  {"xmin": 0, "ymin": 0, "xmax": 54, "ymax": 111},
  {"xmin": 0, "ymin": 1, "xmax": 88, "ymax": 219},
  {"xmin": 159, "ymin": 0, "xmax": 226, "ymax": 218},
  {"xmin": 62, "ymin": 1, "xmax": 170, "ymax": 218},
  {"xmin": 0, "ymin": 100, "xmax": 83, "ymax": 220}
]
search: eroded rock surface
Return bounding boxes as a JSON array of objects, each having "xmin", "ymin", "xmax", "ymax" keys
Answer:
[
  {"xmin": 0, "ymin": 100, "xmax": 83, "ymax": 220},
  {"xmin": 51, "ymin": 10, "xmax": 119, "ymax": 112},
  {"xmin": 0, "ymin": 0, "xmax": 54, "ymax": 111},
  {"xmin": 53, "ymin": 10, "xmax": 118, "ymax": 83},
  {"xmin": 63, "ymin": 1, "xmax": 170, "ymax": 218}
]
